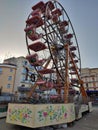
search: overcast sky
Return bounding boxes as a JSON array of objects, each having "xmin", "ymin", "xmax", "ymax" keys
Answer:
[{"xmin": 0, "ymin": 0, "xmax": 98, "ymax": 68}]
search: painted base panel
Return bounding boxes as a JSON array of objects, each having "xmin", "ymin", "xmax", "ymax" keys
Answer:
[
  {"xmin": 6, "ymin": 103, "xmax": 75, "ymax": 128},
  {"xmin": 0, "ymin": 105, "xmax": 7, "ymax": 118},
  {"xmin": 88, "ymin": 102, "xmax": 93, "ymax": 112},
  {"xmin": 77, "ymin": 102, "xmax": 93, "ymax": 119},
  {"xmin": 0, "ymin": 112, "xmax": 7, "ymax": 118}
]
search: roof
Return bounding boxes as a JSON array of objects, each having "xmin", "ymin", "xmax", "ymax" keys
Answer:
[{"xmin": 0, "ymin": 63, "xmax": 17, "ymax": 68}]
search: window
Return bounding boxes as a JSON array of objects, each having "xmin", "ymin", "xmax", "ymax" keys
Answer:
[
  {"xmin": 8, "ymin": 76, "xmax": 12, "ymax": 81},
  {"xmin": 23, "ymin": 61, "xmax": 27, "ymax": 65},
  {"xmin": 21, "ymin": 75, "xmax": 26, "ymax": 82},
  {"xmin": 0, "ymin": 68, "xmax": 2, "ymax": 74},
  {"xmin": 10, "ymin": 68, "xmax": 13, "ymax": 72},
  {"xmin": 22, "ymin": 68, "xmax": 27, "ymax": 74},
  {"xmin": 7, "ymin": 84, "xmax": 11, "ymax": 88},
  {"xmin": 86, "ymin": 83, "xmax": 89, "ymax": 90}
]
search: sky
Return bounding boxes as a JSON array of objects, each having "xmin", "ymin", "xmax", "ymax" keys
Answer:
[{"xmin": 0, "ymin": 0, "xmax": 98, "ymax": 68}]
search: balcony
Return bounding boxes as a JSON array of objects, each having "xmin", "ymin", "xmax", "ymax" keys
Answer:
[{"xmin": 18, "ymin": 86, "xmax": 31, "ymax": 92}]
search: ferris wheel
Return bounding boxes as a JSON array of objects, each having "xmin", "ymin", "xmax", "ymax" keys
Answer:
[{"xmin": 24, "ymin": 0, "xmax": 87, "ymax": 103}]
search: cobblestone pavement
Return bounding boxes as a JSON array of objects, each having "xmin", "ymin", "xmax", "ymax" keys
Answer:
[
  {"xmin": 66, "ymin": 106, "xmax": 98, "ymax": 130},
  {"xmin": 0, "ymin": 106, "xmax": 98, "ymax": 130}
]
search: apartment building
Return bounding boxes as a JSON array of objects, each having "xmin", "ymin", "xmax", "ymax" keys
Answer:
[
  {"xmin": 81, "ymin": 68, "xmax": 98, "ymax": 103},
  {"xmin": 0, "ymin": 63, "xmax": 16, "ymax": 94},
  {"xmin": 81, "ymin": 68, "xmax": 98, "ymax": 91},
  {"xmin": 4, "ymin": 56, "xmax": 36, "ymax": 93}
]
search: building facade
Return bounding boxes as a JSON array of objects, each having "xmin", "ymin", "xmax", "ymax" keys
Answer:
[
  {"xmin": 0, "ymin": 64, "xmax": 16, "ymax": 94},
  {"xmin": 81, "ymin": 68, "xmax": 98, "ymax": 104},
  {"xmin": 81, "ymin": 68, "xmax": 98, "ymax": 91},
  {"xmin": 4, "ymin": 56, "xmax": 36, "ymax": 93}
]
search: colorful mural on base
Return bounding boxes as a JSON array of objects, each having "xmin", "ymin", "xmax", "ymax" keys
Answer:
[
  {"xmin": 8, "ymin": 107, "xmax": 32, "ymax": 123},
  {"xmin": 6, "ymin": 103, "xmax": 75, "ymax": 128},
  {"xmin": 37, "ymin": 105, "xmax": 67, "ymax": 122}
]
